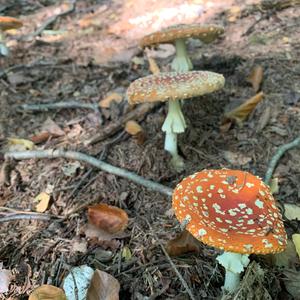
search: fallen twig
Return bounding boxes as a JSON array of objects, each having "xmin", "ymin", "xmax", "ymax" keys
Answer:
[
  {"xmin": 17, "ymin": 101, "xmax": 98, "ymax": 111},
  {"xmin": 84, "ymin": 102, "xmax": 159, "ymax": 145},
  {"xmin": 25, "ymin": 1, "xmax": 76, "ymax": 39},
  {"xmin": 264, "ymin": 136, "xmax": 300, "ymax": 185},
  {"xmin": 4, "ymin": 149, "xmax": 173, "ymax": 197},
  {"xmin": 144, "ymin": 218, "xmax": 196, "ymax": 300},
  {"xmin": 0, "ymin": 213, "xmax": 54, "ymax": 222}
]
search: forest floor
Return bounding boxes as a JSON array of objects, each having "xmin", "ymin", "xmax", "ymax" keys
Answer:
[{"xmin": 0, "ymin": 0, "xmax": 300, "ymax": 299}]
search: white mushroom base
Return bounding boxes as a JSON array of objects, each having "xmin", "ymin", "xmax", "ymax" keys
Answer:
[
  {"xmin": 216, "ymin": 252, "xmax": 250, "ymax": 292},
  {"xmin": 162, "ymin": 99, "xmax": 186, "ymax": 171}
]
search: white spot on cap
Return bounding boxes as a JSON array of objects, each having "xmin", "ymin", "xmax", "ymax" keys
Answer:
[
  {"xmin": 198, "ymin": 229, "xmax": 207, "ymax": 236},
  {"xmin": 259, "ymin": 190, "xmax": 265, "ymax": 196},
  {"xmin": 228, "ymin": 209, "xmax": 237, "ymax": 216},
  {"xmin": 217, "ymin": 188, "xmax": 224, "ymax": 193},
  {"xmin": 247, "ymin": 220, "xmax": 255, "ymax": 225},
  {"xmin": 255, "ymin": 199, "xmax": 264, "ymax": 209},
  {"xmin": 213, "ymin": 203, "xmax": 221, "ymax": 210},
  {"xmin": 208, "ymin": 193, "xmax": 212, "ymax": 198},
  {"xmin": 244, "ymin": 244, "xmax": 253, "ymax": 250},
  {"xmin": 220, "ymin": 228, "xmax": 228, "ymax": 233},
  {"xmin": 246, "ymin": 208, "xmax": 253, "ymax": 215},
  {"xmin": 225, "ymin": 219, "xmax": 232, "ymax": 224},
  {"xmin": 216, "ymin": 217, "xmax": 223, "ymax": 223},
  {"xmin": 196, "ymin": 186, "xmax": 203, "ymax": 193},
  {"xmin": 238, "ymin": 203, "xmax": 247, "ymax": 209},
  {"xmin": 210, "ymin": 185, "xmax": 215, "ymax": 190},
  {"xmin": 246, "ymin": 182, "xmax": 254, "ymax": 188}
]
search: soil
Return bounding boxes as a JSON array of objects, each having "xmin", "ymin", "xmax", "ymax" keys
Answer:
[{"xmin": 0, "ymin": 0, "xmax": 300, "ymax": 299}]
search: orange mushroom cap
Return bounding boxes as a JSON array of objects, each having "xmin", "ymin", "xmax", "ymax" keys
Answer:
[
  {"xmin": 126, "ymin": 71, "xmax": 224, "ymax": 105},
  {"xmin": 0, "ymin": 16, "xmax": 23, "ymax": 31},
  {"xmin": 140, "ymin": 24, "xmax": 224, "ymax": 48},
  {"xmin": 172, "ymin": 169, "xmax": 287, "ymax": 254}
]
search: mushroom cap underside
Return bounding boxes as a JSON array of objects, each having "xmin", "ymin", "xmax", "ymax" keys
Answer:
[
  {"xmin": 172, "ymin": 169, "xmax": 287, "ymax": 254},
  {"xmin": 0, "ymin": 16, "xmax": 23, "ymax": 31},
  {"xmin": 140, "ymin": 24, "xmax": 224, "ymax": 47},
  {"xmin": 126, "ymin": 71, "xmax": 225, "ymax": 104}
]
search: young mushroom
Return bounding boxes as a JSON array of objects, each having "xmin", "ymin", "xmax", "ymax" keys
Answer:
[
  {"xmin": 140, "ymin": 24, "xmax": 224, "ymax": 72},
  {"xmin": 0, "ymin": 16, "xmax": 23, "ymax": 56},
  {"xmin": 126, "ymin": 71, "xmax": 225, "ymax": 170},
  {"xmin": 172, "ymin": 169, "xmax": 287, "ymax": 293}
]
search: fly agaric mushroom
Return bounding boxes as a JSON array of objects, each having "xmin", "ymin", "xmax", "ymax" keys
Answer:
[
  {"xmin": 126, "ymin": 71, "xmax": 224, "ymax": 170},
  {"xmin": 172, "ymin": 169, "xmax": 287, "ymax": 292},
  {"xmin": 0, "ymin": 16, "xmax": 23, "ymax": 56},
  {"xmin": 140, "ymin": 24, "xmax": 224, "ymax": 72}
]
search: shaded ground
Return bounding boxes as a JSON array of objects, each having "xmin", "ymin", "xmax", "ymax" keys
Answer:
[{"xmin": 0, "ymin": 0, "xmax": 300, "ymax": 299}]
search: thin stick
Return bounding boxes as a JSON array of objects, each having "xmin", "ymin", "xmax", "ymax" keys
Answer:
[
  {"xmin": 5, "ymin": 150, "xmax": 173, "ymax": 197},
  {"xmin": 26, "ymin": 1, "xmax": 76, "ymax": 38},
  {"xmin": 0, "ymin": 213, "xmax": 53, "ymax": 222},
  {"xmin": 17, "ymin": 101, "xmax": 98, "ymax": 111},
  {"xmin": 264, "ymin": 136, "xmax": 300, "ymax": 185},
  {"xmin": 144, "ymin": 218, "xmax": 196, "ymax": 300}
]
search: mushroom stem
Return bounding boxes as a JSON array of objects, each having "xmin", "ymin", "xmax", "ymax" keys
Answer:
[
  {"xmin": 171, "ymin": 38, "xmax": 193, "ymax": 72},
  {"xmin": 216, "ymin": 252, "xmax": 250, "ymax": 293},
  {"xmin": 162, "ymin": 99, "xmax": 186, "ymax": 170}
]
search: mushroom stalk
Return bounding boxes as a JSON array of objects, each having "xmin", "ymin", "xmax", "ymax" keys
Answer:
[
  {"xmin": 162, "ymin": 99, "xmax": 186, "ymax": 170},
  {"xmin": 216, "ymin": 252, "xmax": 250, "ymax": 293},
  {"xmin": 171, "ymin": 39, "xmax": 193, "ymax": 72}
]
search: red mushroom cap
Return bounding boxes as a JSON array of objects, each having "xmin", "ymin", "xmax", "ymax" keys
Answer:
[
  {"xmin": 140, "ymin": 24, "xmax": 224, "ymax": 47},
  {"xmin": 172, "ymin": 169, "xmax": 287, "ymax": 254}
]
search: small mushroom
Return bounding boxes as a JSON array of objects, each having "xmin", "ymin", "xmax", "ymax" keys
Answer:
[
  {"xmin": 140, "ymin": 24, "xmax": 224, "ymax": 72},
  {"xmin": 172, "ymin": 169, "xmax": 287, "ymax": 292},
  {"xmin": 0, "ymin": 16, "xmax": 23, "ymax": 57},
  {"xmin": 127, "ymin": 71, "xmax": 224, "ymax": 170}
]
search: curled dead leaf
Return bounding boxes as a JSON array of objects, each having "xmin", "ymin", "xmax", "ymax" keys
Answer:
[
  {"xmin": 29, "ymin": 285, "xmax": 67, "ymax": 300},
  {"xmin": 222, "ymin": 92, "xmax": 264, "ymax": 128},
  {"xmin": 7, "ymin": 137, "xmax": 35, "ymax": 151},
  {"xmin": 87, "ymin": 269, "xmax": 120, "ymax": 300},
  {"xmin": 270, "ymin": 240, "xmax": 299, "ymax": 268},
  {"xmin": 124, "ymin": 120, "xmax": 146, "ymax": 144},
  {"xmin": 99, "ymin": 93, "xmax": 123, "ymax": 109},
  {"xmin": 88, "ymin": 204, "xmax": 128, "ymax": 234},
  {"xmin": 166, "ymin": 230, "xmax": 201, "ymax": 256},
  {"xmin": 35, "ymin": 192, "xmax": 51, "ymax": 213},
  {"xmin": 0, "ymin": 266, "xmax": 12, "ymax": 293},
  {"xmin": 247, "ymin": 65, "xmax": 264, "ymax": 92}
]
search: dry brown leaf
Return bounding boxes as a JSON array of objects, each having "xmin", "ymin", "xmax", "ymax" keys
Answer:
[
  {"xmin": 125, "ymin": 120, "xmax": 142, "ymax": 135},
  {"xmin": 223, "ymin": 150, "xmax": 252, "ymax": 166},
  {"xmin": 88, "ymin": 204, "xmax": 128, "ymax": 234},
  {"xmin": 87, "ymin": 269, "xmax": 120, "ymax": 300},
  {"xmin": 29, "ymin": 284, "xmax": 67, "ymax": 300},
  {"xmin": 30, "ymin": 131, "xmax": 51, "ymax": 144},
  {"xmin": 223, "ymin": 92, "xmax": 264, "ymax": 127},
  {"xmin": 284, "ymin": 203, "xmax": 300, "ymax": 220},
  {"xmin": 247, "ymin": 65, "xmax": 264, "ymax": 92},
  {"xmin": 99, "ymin": 93, "xmax": 123, "ymax": 109},
  {"xmin": 7, "ymin": 137, "xmax": 35, "ymax": 151},
  {"xmin": 124, "ymin": 120, "xmax": 146, "ymax": 144},
  {"xmin": 35, "ymin": 192, "xmax": 51, "ymax": 213},
  {"xmin": 166, "ymin": 230, "xmax": 201, "ymax": 256},
  {"xmin": 41, "ymin": 117, "xmax": 65, "ymax": 136}
]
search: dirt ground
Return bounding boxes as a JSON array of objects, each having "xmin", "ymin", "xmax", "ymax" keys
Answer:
[{"xmin": 0, "ymin": 0, "xmax": 300, "ymax": 299}]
